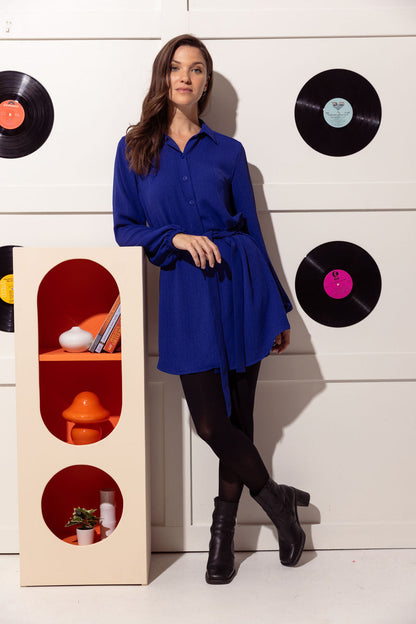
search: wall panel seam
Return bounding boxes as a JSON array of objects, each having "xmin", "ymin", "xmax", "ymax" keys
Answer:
[{"xmin": 2, "ymin": 35, "xmax": 416, "ymax": 41}]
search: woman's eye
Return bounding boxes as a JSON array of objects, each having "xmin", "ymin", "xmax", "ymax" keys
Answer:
[
  {"xmin": 170, "ymin": 66, "xmax": 179, "ymax": 71},
  {"xmin": 192, "ymin": 68, "xmax": 202, "ymax": 74}
]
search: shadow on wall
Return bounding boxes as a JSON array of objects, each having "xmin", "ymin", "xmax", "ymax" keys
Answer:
[
  {"xmin": 204, "ymin": 71, "xmax": 239, "ymax": 137},
  {"xmin": 204, "ymin": 72, "xmax": 325, "ymax": 546}
]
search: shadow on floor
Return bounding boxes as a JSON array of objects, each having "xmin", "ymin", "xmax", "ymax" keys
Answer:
[{"xmin": 148, "ymin": 553, "xmax": 185, "ymax": 583}]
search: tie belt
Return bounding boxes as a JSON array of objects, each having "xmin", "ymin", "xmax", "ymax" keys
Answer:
[{"xmin": 204, "ymin": 221, "xmax": 248, "ymax": 417}]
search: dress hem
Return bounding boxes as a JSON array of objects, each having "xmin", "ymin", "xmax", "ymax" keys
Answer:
[{"xmin": 157, "ymin": 346, "xmax": 278, "ymax": 377}]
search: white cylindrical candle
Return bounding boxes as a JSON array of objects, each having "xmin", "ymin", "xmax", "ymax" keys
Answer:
[{"xmin": 99, "ymin": 489, "xmax": 116, "ymax": 539}]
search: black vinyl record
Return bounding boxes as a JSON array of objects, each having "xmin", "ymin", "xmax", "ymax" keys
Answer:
[
  {"xmin": 294, "ymin": 69, "xmax": 381, "ymax": 156},
  {"xmin": 295, "ymin": 241, "xmax": 382, "ymax": 327},
  {"xmin": 0, "ymin": 71, "xmax": 54, "ymax": 158},
  {"xmin": 0, "ymin": 245, "xmax": 20, "ymax": 332}
]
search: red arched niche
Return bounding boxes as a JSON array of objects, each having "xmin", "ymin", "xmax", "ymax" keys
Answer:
[{"xmin": 41, "ymin": 464, "xmax": 124, "ymax": 544}]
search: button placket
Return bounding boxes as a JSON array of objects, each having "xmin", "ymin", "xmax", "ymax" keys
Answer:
[
  {"xmin": 180, "ymin": 159, "xmax": 196, "ymax": 206},
  {"xmin": 179, "ymin": 154, "xmax": 205, "ymax": 232}
]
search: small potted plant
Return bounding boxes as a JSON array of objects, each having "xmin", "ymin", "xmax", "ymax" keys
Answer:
[{"xmin": 65, "ymin": 507, "xmax": 100, "ymax": 546}]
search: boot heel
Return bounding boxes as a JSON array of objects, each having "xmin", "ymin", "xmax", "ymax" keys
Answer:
[{"xmin": 294, "ymin": 488, "xmax": 310, "ymax": 507}]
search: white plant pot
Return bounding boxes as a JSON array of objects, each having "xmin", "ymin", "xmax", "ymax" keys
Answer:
[
  {"xmin": 76, "ymin": 527, "xmax": 96, "ymax": 546},
  {"xmin": 59, "ymin": 326, "xmax": 93, "ymax": 352}
]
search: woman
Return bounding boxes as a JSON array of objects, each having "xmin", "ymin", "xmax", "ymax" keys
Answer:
[{"xmin": 112, "ymin": 34, "xmax": 309, "ymax": 584}]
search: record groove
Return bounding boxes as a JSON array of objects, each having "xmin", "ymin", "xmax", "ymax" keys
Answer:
[
  {"xmin": 0, "ymin": 245, "xmax": 20, "ymax": 332},
  {"xmin": 295, "ymin": 241, "xmax": 382, "ymax": 327},
  {"xmin": 294, "ymin": 69, "xmax": 381, "ymax": 156},
  {"xmin": 0, "ymin": 70, "xmax": 54, "ymax": 158}
]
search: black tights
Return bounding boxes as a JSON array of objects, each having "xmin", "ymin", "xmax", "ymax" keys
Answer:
[{"xmin": 180, "ymin": 362, "xmax": 269, "ymax": 503}]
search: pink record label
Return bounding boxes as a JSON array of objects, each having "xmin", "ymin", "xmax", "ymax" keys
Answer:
[{"xmin": 323, "ymin": 269, "xmax": 353, "ymax": 299}]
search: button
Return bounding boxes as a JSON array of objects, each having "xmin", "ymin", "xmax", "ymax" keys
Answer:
[
  {"xmin": 182, "ymin": 176, "xmax": 188, "ymax": 181},
  {"xmin": 189, "ymin": 200, "xmax": 195, "ymax": 205}
]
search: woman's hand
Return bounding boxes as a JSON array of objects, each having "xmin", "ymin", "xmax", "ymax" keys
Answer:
[
  {"xmin": 172, "ymin": 233, "xmax": 222, "ymax": 269},
  {"xmin": 271, "ymin": 329, "xmax": 291, "ymax": 354}
]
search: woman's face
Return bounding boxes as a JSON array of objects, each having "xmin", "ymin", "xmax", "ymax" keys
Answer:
[{"xmin": 168, "ymin": 45, "xmax": 209, "ymax": 111}]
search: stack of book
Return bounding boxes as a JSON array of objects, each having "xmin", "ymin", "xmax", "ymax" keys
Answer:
[{"xmin": 89, "ymin": 295, "xmax": 121, "ymax": 353}]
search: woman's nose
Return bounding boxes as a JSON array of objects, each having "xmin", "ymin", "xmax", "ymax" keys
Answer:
[{"xmin": 180, "ymin": 70, "xmax": 191, "ymax": 83}]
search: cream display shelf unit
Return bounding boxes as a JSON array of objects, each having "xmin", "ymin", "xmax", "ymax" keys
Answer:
[{"xmin": 14, "ymin": 247, "xmax": 150, "ymax": 586}]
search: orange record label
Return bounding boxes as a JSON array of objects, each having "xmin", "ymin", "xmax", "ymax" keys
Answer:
[
  {"xmin": 0, "ymin": 100, "xmax": 25, "ymax": 130},
  {"xmin": 0, "ymin": 274, "xmax": 14, "ymax": 304}
]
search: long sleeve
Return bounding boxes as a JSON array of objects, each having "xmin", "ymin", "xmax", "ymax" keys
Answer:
[
  {"xmin": 231, "ymin": 145, "xmax": 293, "ymax": 313},
  {"xmin": 112, "ymin": 138, "xmax": 183, "ymax": 268},
  {"xmin": 112, "ymin": 122, "xmax": 292, "ymax": 392}
]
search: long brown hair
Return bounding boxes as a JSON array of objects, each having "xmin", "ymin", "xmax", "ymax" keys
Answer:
[{"xmin": 125, "ymin": 34, "xmax": 214, "ymax": 176}]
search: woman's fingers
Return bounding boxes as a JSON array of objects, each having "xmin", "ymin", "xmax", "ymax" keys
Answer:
[
  {"xmin": 210, "ymin": 241, "xmax": 222, "ymax": 266},
  {"xmin": 271, "ymin": 329, "xmax": 291, "ymax": 354},
  {"xmin": 193, "ymin": 238, "xmax": 212, "ymax": 269},
  {"xmin": 172, "ymin": 234, "xmax": 222, "ymax": 269},
  {"xmin": 186, "ymin": 237, "xmax": 204, "ymax": 268}
]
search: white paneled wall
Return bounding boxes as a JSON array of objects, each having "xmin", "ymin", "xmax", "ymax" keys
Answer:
[
  {"xmin": 0, "ymin": 39, "xmax": 160, "ymax": 213},
  {"xmin": 1, "ymin": 0, "xmax": 415, "ymax": 554}
]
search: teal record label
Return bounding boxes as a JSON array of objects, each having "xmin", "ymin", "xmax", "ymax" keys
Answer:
[{"xmin": 323, "ymin": 98, "xmax": 353, "ymax": 128}]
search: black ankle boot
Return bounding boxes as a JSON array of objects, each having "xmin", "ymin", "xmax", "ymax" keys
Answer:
[
  {"xmin": 205, "ymin": 497, "xmax": 239, "ymax": 584},
  {"xmin": 252, "ymin": 478, "xmax": 310, "ymax": 567}
]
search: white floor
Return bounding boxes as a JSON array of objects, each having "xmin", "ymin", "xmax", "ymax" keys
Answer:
[{"xmin": 1, "ymin": 549, "xmax": 415, "ymax": 624}]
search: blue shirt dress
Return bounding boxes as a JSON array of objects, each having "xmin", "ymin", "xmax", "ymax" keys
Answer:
[{"xmin": 112, "ymin": 122, "xmax": 292, "ymax": 415}]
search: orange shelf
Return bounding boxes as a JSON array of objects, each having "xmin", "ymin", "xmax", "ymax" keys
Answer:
[{"xmin": 39, "ymin": 347, "xmax": 121, "ymax": 361}]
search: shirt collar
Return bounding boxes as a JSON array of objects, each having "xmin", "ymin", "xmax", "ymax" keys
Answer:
[
  {"xmin": 199, "ymin": 121, "xmax": 218, "ymax": 144},
  {"xmin": 164, "ymin": 121, "xmax": 218, "ymax": 146}
]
